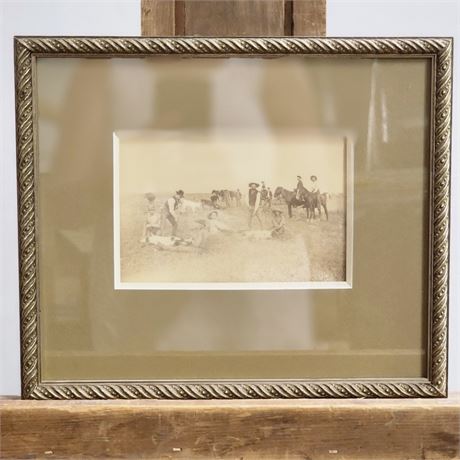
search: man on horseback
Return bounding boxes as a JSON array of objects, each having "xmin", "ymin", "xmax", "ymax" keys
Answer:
[
  {"xmin": 308, "ymin": 175, "xmax": 320, "ymax": 194},
  {"xmin": 295, "ymin": 175, "xmax": 304, "ymax": 200}
]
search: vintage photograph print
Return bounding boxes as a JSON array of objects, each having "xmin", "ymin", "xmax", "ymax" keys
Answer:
[{"xmin": 114, "ymin": 130, "xmax": 353, "ymax": 289}]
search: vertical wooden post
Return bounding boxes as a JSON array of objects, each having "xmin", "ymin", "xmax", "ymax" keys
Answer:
[
  {"xmin": 141, "ymin": 0, "xmax": 176, "ymax": 36},
  {"xmin": 293, "ymin": 0, "xmax": 326, "ymax": 36},
  {"xmin": 141, "ymin": 0, "xmax": 326, "ymax": 37}
]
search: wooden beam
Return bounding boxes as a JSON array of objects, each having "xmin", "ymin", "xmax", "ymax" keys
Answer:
[
  {"xmin": 141, "ymin": 0, "xmax": 326, "ymax": 37},
  {"xmin": 141, "ymin": 0, "xmax": 176, "ymax": 36},
  {"xmin": 183, "ymin": 0, "xmax": 287, "ymax": 37},
  {"xmin": 293, "ymin": 0, "xmax": 327, "ymax": 36},
  {"xmin": 1, "ymin": 398, "xmax": 460, "ymax": 459}
]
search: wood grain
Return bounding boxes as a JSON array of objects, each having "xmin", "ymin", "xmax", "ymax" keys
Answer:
[
  {"xmin": 1, "ymin": 398, "xmax": 459, "ymax": 459},
  {"xmin": 141, "ymin": 0, "xmax": 326, "ymax": 37},
  {"xmin": 293, "ymin": 0, "xmax": 326, "ymax": 36},
  {"xmin": 183, "ymin": 1, "xmax": 287, "ymax": 36},
  {"xmin": 141, "ymin": 0, "xmax": 176, "ymax": 36}
]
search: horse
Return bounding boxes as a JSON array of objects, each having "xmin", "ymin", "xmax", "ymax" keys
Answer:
[
  {"xmin": 218, "ymin": 189, "xmax": 232, "ymax": 208},
  {"xmin": 309, "ymin": 191, "xmax": 329, "ymax": 220},
  {"xmin": 274, "ymin": 186, "xmax": 328, "ymax": 220},
  {"xmin": 298, "ymin": 187, "xmax": 329, "ymax": 220},
  {"xmin": 273, "ymin": 186, "xmax": 308, "ymax": 218},
  {"xmin": 209, "ymin": 191, "xmax": 221, "ymax": 208},
  {"xmin": 229, "ymin": 190, "xmax": 241, "ymax": 206}
]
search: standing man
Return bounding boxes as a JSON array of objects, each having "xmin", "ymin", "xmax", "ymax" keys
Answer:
[
  {"xmin": 267, "ymin": 187, "xmax": 273, "ymax": 208},
  {"xmin": 141, "ymin": 193, "xmax": 161, "ymax": 243},
  {"xmin": 260, "ymin": 181, "xmax": 268, "ymax": 208},
  {"xmin": 235, "ymin": 189, "xmax": 242, "ymax": 207},
  {"xmin": 247, "ymin": 182, "xmax": 262, "ymax": 229},
  {"xmin": 162, "ymin": 190, "xmax": 184, "ymax": 236},
  {"xmin": 308, "ymin": 175, "xmax": 321, "ymax": 214}
]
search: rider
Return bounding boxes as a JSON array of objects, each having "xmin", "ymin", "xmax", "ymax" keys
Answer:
[
  {"xmin": 295, "ymin": 175, "xmax": 304, "ymax": 200},
  {"xmin": 309, "ymin": 175, "xmax": 320, "ymax": 194}
]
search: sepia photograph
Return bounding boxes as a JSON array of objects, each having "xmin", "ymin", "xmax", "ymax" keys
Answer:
[{"xmin": 114, "ymin": 130, "xmax": 353, "ymax": 289}]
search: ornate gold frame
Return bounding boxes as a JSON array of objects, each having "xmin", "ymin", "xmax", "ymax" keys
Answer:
[{"xmin": 15, "ymin": 37, "xmax": 452, "ymax": 399}]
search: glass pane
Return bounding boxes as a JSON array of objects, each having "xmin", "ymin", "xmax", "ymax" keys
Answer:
[{"xmin": 36, "ymin": 55, "xmax": 430, "ymax": 381}]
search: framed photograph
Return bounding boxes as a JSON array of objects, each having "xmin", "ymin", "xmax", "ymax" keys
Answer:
[
  {"xmin": 113, "ymin": 131, "xmax": 353, "ymax": 290},
  {"xmin": 15, "ymin": 36, "xmax": 452, "ymax": 399}
]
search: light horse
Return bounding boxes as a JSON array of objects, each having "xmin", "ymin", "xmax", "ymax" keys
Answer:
[{"xmin": 274, "ymin": 186, "xmax": 328, "ymax": 220}]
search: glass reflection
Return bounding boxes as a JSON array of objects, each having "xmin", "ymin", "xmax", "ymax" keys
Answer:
[{"xmin": 37, "ymin": 56, "xmax": 429, "ymax": 381}]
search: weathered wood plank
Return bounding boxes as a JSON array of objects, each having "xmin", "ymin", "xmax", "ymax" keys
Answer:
[
  {"xmin": 141, "ymin": 0, "xmax": 176, "ymax": 36},
  {"xmin": 141, "ymin": 0, "xmax": 327, "ymax": 37},
  {"xmin": 183, "ymin": 0, "xmax": 287, "ymax": 36},
  {"xmin": 1, "ymin": 398, "xmax": 460, "ymax": 459},
  {"xmin": 293, "ymin": 0, "xmax": 327, "ymax": 36}
]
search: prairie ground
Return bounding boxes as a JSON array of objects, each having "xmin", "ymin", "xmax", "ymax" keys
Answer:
[{"xmin": 119, "ymin": 193, "xmax": 346, "ymax": 284}]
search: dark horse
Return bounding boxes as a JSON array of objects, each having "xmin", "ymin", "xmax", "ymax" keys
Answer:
[
  {"xmin": 218, "ymin": 189, "xmax": 232, "ymax": 208},
  {"xmin": 274, "ymin": 186, "xmax": 328, "ymax": 220}
]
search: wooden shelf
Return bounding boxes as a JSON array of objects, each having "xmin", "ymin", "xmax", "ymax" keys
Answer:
[{"xmin": 1, "ymin": 397, "xmax": 459, "ymax": 459}]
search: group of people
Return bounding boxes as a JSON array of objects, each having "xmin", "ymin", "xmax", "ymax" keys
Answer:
[
  {"xmin": 246, "ymin": 174, "xmax": 321, "ymax": 230},
  {"xmin": 296, "ymin": 174, "xmax": 321, "ymax": 198},
  {"xmin": 246, "ymin": 181, "xmax": 285, "ymax": 237},
  {"xmin": 140, "ymin": 173, "xmax": 321, "ymax": 247},
  {"xmin": 140, "ymin": 189, "xmax": 184, "ymax": 242},
  {"xmin": 141, "ymin": 183, "xmax": 286, "ymax": 248}
]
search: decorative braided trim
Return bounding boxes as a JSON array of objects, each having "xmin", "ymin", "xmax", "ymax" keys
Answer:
[
  {"xmin": 32, "ymin": 380, "xmax": 442, "ymax": 400},
  {"xmin": 15, "ymin": 37, "xmax": 451, "ymax": 399}
]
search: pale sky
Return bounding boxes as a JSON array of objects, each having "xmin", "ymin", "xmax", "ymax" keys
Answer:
[{"xmin": 116, "ymin": 130, "xmax": 347, "ymax": 195}]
